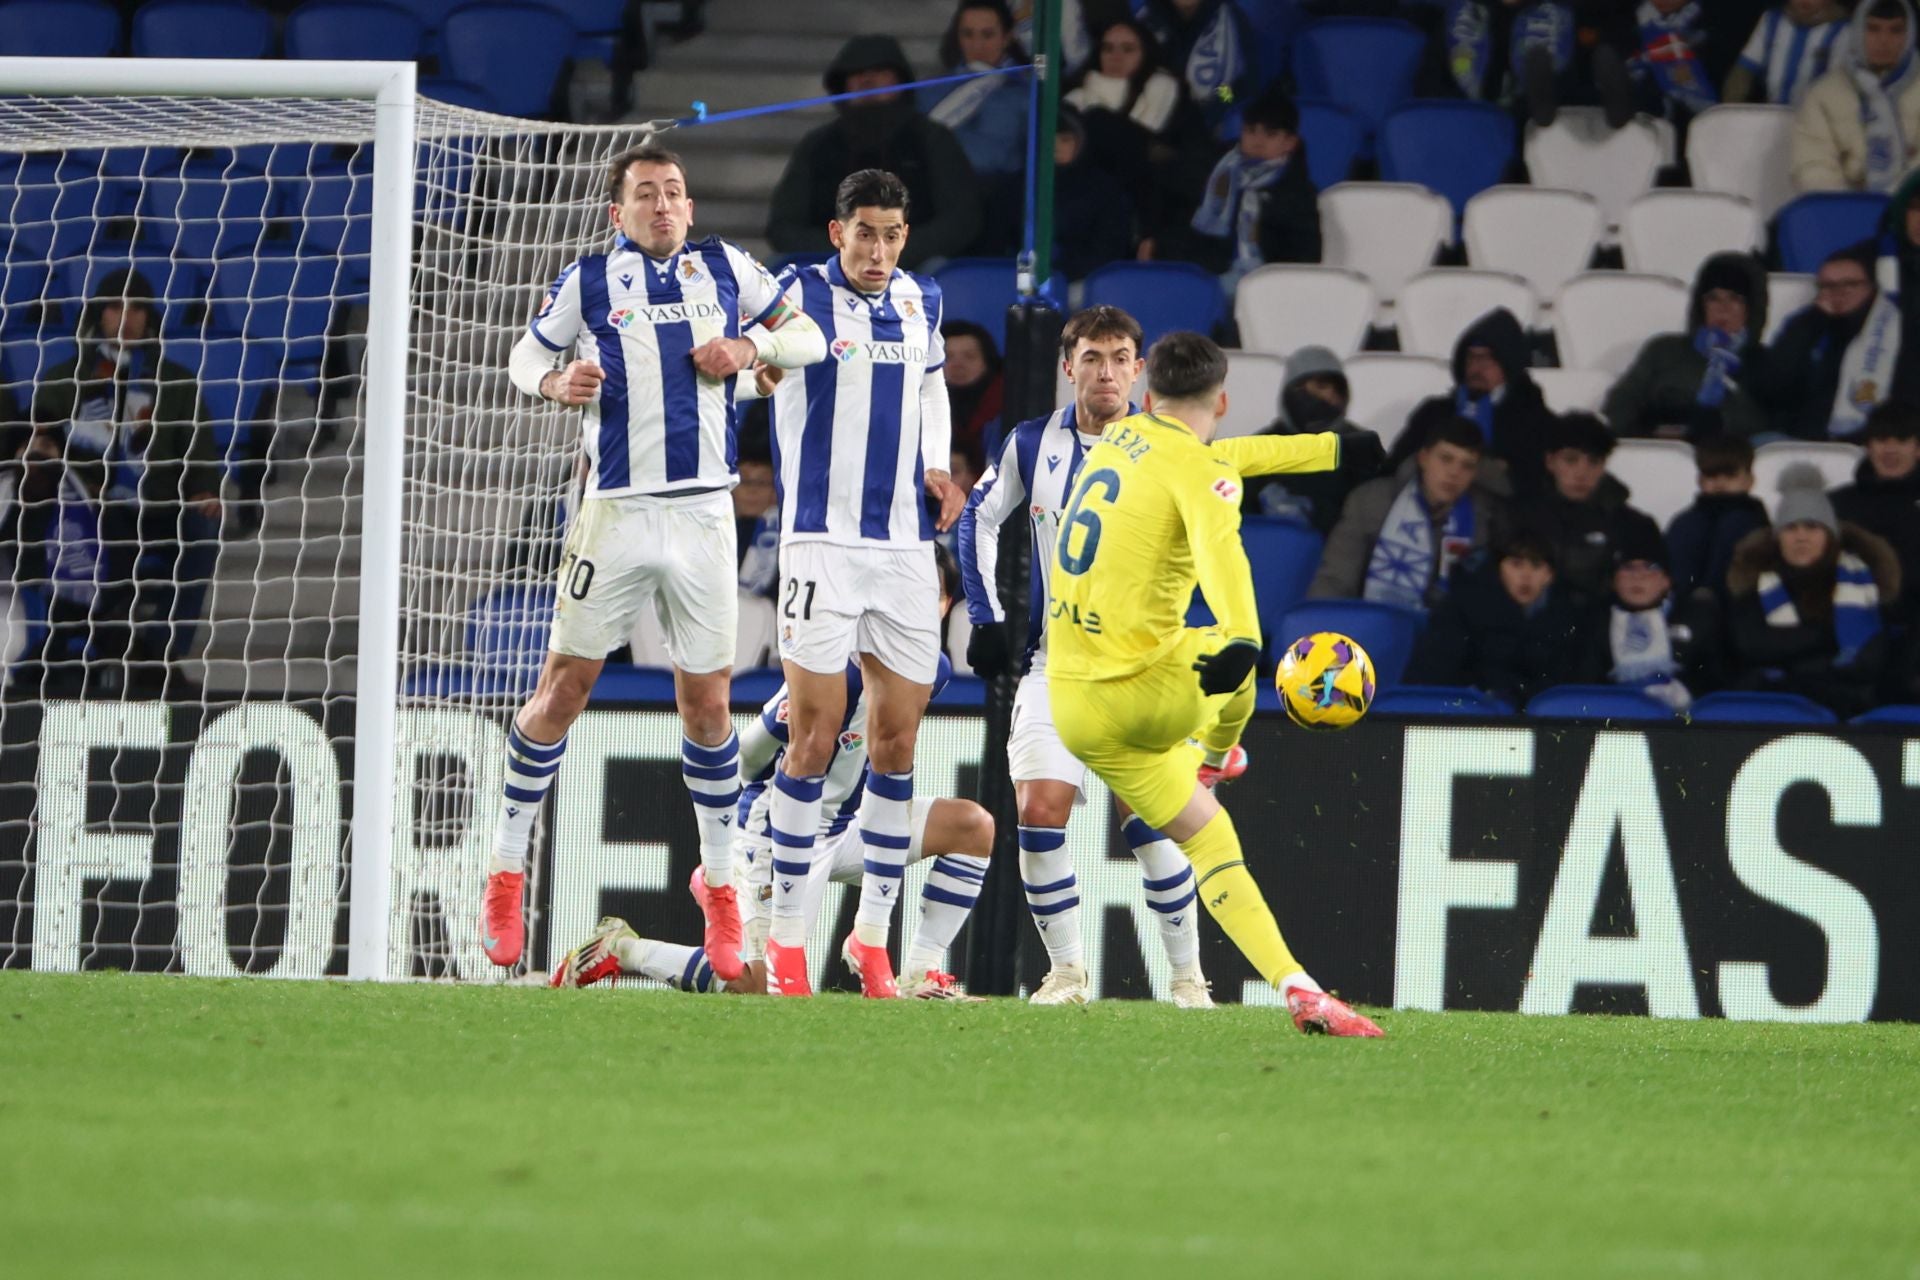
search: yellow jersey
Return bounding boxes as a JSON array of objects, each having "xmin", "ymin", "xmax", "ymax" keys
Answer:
[{"xmin": 1044, "ymin": 412, "xmax": 1339, "ymax": 681}]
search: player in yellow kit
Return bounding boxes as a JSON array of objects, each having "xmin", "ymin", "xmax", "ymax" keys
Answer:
[{"xmin": 1047, "ymin": 332, "xmax": 1384, "ymax": 1037}]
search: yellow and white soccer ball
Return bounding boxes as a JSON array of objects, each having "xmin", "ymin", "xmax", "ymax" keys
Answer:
[{"xmin": 1276, "ymin": 631, "xmax": 1376, "ymax": 731}]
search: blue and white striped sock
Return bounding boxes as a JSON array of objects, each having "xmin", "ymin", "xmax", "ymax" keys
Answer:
[
  {"xmin": 617, "ymin": 938, "xmax": 726, "ymax": 993},
  {"xmin": 491, "ymin": 723, "xmax": 567, "ymax": 872},
  {"xmin": 767, "ymin": 769, "xmax": 825, "ymax": 947},
  {"xmin": 1126, "ymin": 815, "xmax": 1200, "ymax": 971},
  {"xmin": 854, "ymin": 768, "xmax": 915, "ymax": 945},
  {"xmin": 1020, "ymin": 825, "xmax": 1084, "ymax": 969},
  {"xmin": 682, "ymin": 733, "xmax": 742, "ymax": 883},
  {"xmin": 906, "ymin": 853, "xmax": 989, "ymax": 976}
]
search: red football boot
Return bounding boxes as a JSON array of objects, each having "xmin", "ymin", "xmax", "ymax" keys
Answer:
[
  {"xmin": 1197, "ymin": 743, "xmax": 1249, "ymax": 790},
  {"xmin": 1287, "ymin": 988, "xmax": 1385, "ymax": 1038},
  {"xmin": 765, "ymin": 939, "xmax": 812, "ymax": 997},
  {"xmin": 480, "ymin": 869, "xmax": 525, "ymax": 967},
  {"xmin": 840, "ymin": 933, "xmax": 899, "ymax": 999},
  {"xmin": 689, "ymin": 866, "xmax": 744, "ymax": 981}
]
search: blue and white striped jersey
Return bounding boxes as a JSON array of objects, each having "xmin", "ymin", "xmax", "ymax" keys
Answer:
[
  {"xmin": 1737, "ymin": 9, "xmax": 1846, "ymax": 105},
  {"xmin": 527, "ymin": 233, "xmax": 785, "ymax": 499},
  {"xmin": 767, "ymin": 259, "xmax": 950, "ymax": 548}
]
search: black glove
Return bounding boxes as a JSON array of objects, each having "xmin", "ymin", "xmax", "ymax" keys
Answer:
[
  {"xmin": 1192, "ymin": 641, "xmax": 1260, "ymax": 695},
  {"xmin": 967, "ymin": 620, "xmax": 1015, "ymax": 678},
  {"xmin": 1340, "ymin": 431, "xmax": 1386, "ymax": 477}
]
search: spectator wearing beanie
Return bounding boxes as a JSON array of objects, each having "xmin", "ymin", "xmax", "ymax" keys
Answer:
[
  {"xmin": 1665, "ymin": 434, "xmax": 1771, "ymax": 601},
  {"xmin": 1725, "ymin": 0, "xmax": 1849, "ymax": 107},
  {"xmin": 1518, "ymin": 411, "xmax": 1665, "ymax": 601},
  {"xmin": 1051, "ymin": 106, "xmax": 1135, "ymax": 280},
  {"xmin": 1604, "ymin": 251, "xmax": 1770, "ymax": 442},
  {"xmin": 1755, "ymin": 241, "xmax": 1895, "ymax": 440},
  {"xmin": 1792, "ymin": 0, "xmax": 1920, "ymax": 192},
  {"xmin": 1829, "ymin": 400, "xmax": 1920, "ymax": 610},
  {"xmin": 1726, "ymin": 466, "xmax": 1901, "ymax": 716},
  {"xmin": 1393, "ymin": 307, "xmax": 1554, "ymax": 495},
  {"xmin": 1243, "ymin": 345, "xmax": 1388, "ymax": 532},
  {"xmin": 1580, "ymin": 519, "xmax": 1725, "ymax": 710}
]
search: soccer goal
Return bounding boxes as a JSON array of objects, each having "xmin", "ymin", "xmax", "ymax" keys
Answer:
[{"xmin": 0, "ymin": 57, "xmax": 666, "ymax": 981}]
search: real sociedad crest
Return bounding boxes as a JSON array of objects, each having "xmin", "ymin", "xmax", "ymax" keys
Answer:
[{"xmin": 679, "ymin": 258, "xmax": 704, "ymax": 284}]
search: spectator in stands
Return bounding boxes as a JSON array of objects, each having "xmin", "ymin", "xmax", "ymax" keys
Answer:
[
  {"xmin": 1241, "ymin": 345, "xmax": 1389, "ymax": 533},
  {"xmin": 733, "ymin": 436, "xmax": 780, "ymax": 669},
  {"xmin": 1584, "ymin": 519, "xmax": 1724, "ymax": 709},
  {"xmin": 1725, "ymin": 0, "xmax": 1848, "ymax": 106},
  {"xmin": 1726, "ymin": 468, "xmax": 1901, "ymax": 715},
  {"xmin": 1665, "ymin": 434, "xmax": 1770, "ymax": 601},
  {"xmin": 1394, "ymin": 307, "xmax": 1554, "ymax": 495},
  {"xmin": 1792, "ymin": 0, "xmax": 1920, "ymax": 193},
  {"xmin": 1829, "ymin": 400, "xmax": 1920, "ymax": 610},
  {"xmin": 1441, "ymin": 1, "xmax": 1630, "ymax": 129},
  {"xmin": 1757, "ymin": 242, "xmax": 1892, "ymax": 440},
  {"xmin": 1052, "ymin": 106, "xmax": 1135, "ymax": 280},
  {"xmin": 942, "ymin": 320, "xmax": 1005, "ymax": 460},
  {"xmin": 1620, "ymin": 0, "xmax": 1720, "ymax": 122},
  {"xmin": 1066, "ymin": 17, "xmax": 1211, "ymax": 244},
  {"xmin": 1014, "ymin": 0, "xmax": 1096, "ymax": 78},
  {"xmin": 1308, "ymin": 415, "xmax": 1510, "ymax": 609},
  {"xmin": 1136, "ymin": 0, "xmax": 1258, "ymax": 142},
  {"xmin": 926, "ymin": 1, "xmax": 1032, "ymax": 251},
  {"xmin": 1518, "ymin": 411, "xmax": 1665, "ymax": 600},
  {"xmin": 1406, "ymin": 527, "xmax": 1602, "ymax": 706},
  {"xmin": 1877, "ymin": 169, "xmax": 1920, "ymax": 405},
  {"xmin": 1603, "ymin": 252, "xmax": 1770, "ymax": 442},
  {"xmin": 766, "ymin": 35, "xmax": 982, "ymax": 267}
]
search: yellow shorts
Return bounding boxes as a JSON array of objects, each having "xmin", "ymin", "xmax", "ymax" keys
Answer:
[{"xmin": 1047, "ymin": 629, "xmax": 1236, "ymax": 830}]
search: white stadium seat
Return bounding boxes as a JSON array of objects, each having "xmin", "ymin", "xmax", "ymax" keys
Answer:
[
  {"xmin": 1609, "ymin": 438, "xmax": 1698, "ymax": 529},
  {"xmin": 1752, "ymin": 440, "xmax": 1865, "ymax": 516},
  {"xmin": 1532, "ymin": 367, "xmax": 1613, "ymax": 415},
  {"xmin": 1553, "ymin": 272, "xmax": 1690, "ymax": 378},
  {"xmin": 1766, "ymin": 272, "xmax": 1816, "ymax": 343},
  {"xmin": 1395, "ymin": 267, "xmax": 1538, "ymax": 359},
  {"xmin": 1343, "ymin": 352, "xmax": 1450, "ymax": 453},
  {"xmin": 1523, "ymin": 109, "xmax": 1664, "ymax": 240},
  {"xmin": 1319, "ymin": 181, "xmax": 1451, "ymax": 319},
  {"xmin": 1462, "ymin": 185, "xmax": 1603, "ymax": 307},
  {"xmin": 1234, "ymin": 263, "xmax": 1376, "ymax": 359},
  {"xmin": 1619, "ymin": 190, "xmax": 1764, "ymax": 285},
  {"xmin": 1219, "ymin": 349, "xmax": 1288, "ymax": 439},
  {"xmin": 1686, "ymin": 104, "xmax": 1796, "ymax": 221}
]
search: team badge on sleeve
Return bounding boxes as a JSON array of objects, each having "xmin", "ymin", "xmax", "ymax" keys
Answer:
[{"xmin": 1212, "ymin": 476, "xmax": 1240, "ymax": 502}]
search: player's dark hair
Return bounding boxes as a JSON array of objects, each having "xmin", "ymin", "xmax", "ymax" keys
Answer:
[
  {"xmin": 1545, "ymin": 411, "xmax": 1616, "ymax": 460},
  {"xmin": 1498, "ymin": 527, "xmax": 1557, "ymax": 569},
  {"xmin": 605, "ymin": 144, "xmax": 686, "ymax": 205},
  {"xmin": 834, "ymin": 169, "xmax": 911, "ymax": 221},
  {"xmin": 1693, "ymin": 433, "xmax": 1755, "ymax": 477},
  {"xmin": 1421, "ymin": 415, "xmax": 1485, "ymax": 455},
  {"xmin": 1241, "ymin": 84, "xmax": 1299, "ymax": 134},
  {"xmin": 1863, "ymin": 398, "xmax": 1920, "ymax": 441},
  {"xmin": 933, "ymin": 541, "xmax": 961, "ymax": 604},
  {"xmin": 1060, "ymin": 305, "xmax": 1144, "ymax": 362},
  {"xmin": 1869, "ymin": 0, "xmax": 1908, "ymax": 22},
  {"xmin": 938, "ymin": 0, "xmax": 1030, "ymax": 69},
  {"xmin": 1145, "ymin": 331, "xmax": 1228, "ymax": 402}
]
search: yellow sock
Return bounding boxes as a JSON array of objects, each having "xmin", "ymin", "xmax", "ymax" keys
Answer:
[
  {"xmin": 1199, "ymin": 671, "xmax": 1257, "ymax": 758},
  {"xmin": 1179, "ymin": 808, "xmax": 1301, "ymax": 988}
]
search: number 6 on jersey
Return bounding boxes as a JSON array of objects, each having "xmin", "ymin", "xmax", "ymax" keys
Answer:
[{"xmin": 1056, "ymin": 467, "xmax": 1121, "ymax": 576}]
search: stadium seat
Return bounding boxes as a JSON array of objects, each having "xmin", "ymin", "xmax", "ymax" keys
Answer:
[
  {"xmin": 1370, "ymin": 684, "xmax": 1513, "ymax": 716},
  {"xmin": 1686, "ymin": 104, "xmax": 1796, "ymax": 221},
  {"xmin": 1776, "ymin": 192, "xmax": 1887, "ymax": 275},
  {"xmin": 1233, "ymin": 263, "xmax": 1374, "ymax": 359},
  {"xmin": 0, "ymin": 256, "xmax": 49, "ymax": 337},
  {"xmin": 210, "ymin": 252, "xmax": 339, "ymax": 371},
  {"xmin": 933, "ymin": 674, "xmax": 988, "ymax": 708},
  {"xmin": 1394, "ymin": 268, "xmax": 1537, "ymax": 360},
  {"xmin": 1619, "ymin": 191, "xmax": 1764, "ymax": 285},
  {"xmin": 1531, "ymin": 367, "xmax": 1611, "ymax": 415},
  {"xmin": 140, "ymin": 160, "xmax": 272, "ymax": 260},
  {"xmin": 1291, "ymin": 18, "xmax": 1425, "ymax": 152},
  {"xmin": 1083, "ymin": 261, "xmax": 1224, "ymax": 350},
  {"xmin": 1241, "ymin": 0, "xmax": 1305, "ymax": 85},
  {"xmin": 1318, "ymin": 181, "xmax": 1450, "ymax": 319},
  {"xmin": 373, "ymin": 0, "xmax": 460, "ymax": 29},
  {"xmin": 1752, "ymin": 440, "xmax": 1864, "ymax": 516},
  {"xmin": 1218, "ymin": 349, "xmax": 1286, "ymax": 439},
  {"xmin": 1525, "ymin": 684, "xmax": 1678, "ymax": 722},
  {"xmin": 1376, "ymin": 100, "xmax": 1516, "ymax": 224},
  {"xmin": 933, "ymin": 257, "xmax": 1018, "ymax": 347},
  {"xmin": 592, "ymin": 664, "xmax": 679, "ymax": 703},
  {"xmin": 1688, "ymin": 691, "xmax": 1837, "ymax": 725},
  {"xmin": 1294, "ymin": 98, "xmax": 1364, "ymax": 192},
  {"xmin": 730, "ymin": 667, "xmax": 784, "ymax": 707},
  {"xmin": 1851, "ymin": 704, "xmax": 1920, "ymax": 725},
  {"xmin": 1552, "ymin": 272, "xmax": 1690, "ymax": 378},
  {"xmin": 1765, "ymin": 272, "xmax": 1814, "ymax": 343},
  {"xmin": 287, "ymin": 169, "xmax": 373, "ymax": 260},
  {"xmin": 0, "ymin": 0, "xmax": 122, "ymax": 55},
  {"xmin": 286, "ymin": 0, "xmax": 427, "ymax": 60},
  {"xmin": 1461, "ymin": 186, "xmax": 1603, "ymax": 309},
  {"xmin": 1342, "ymin": 353, "xmax": 1449, "ymax": 452},
  {"xmin": 131, "ymin": 0, "xmax": 274, "ymax": 57},
  {"xmin": 419, "ymin": 78, "xmax": 498, "ymax": 112},
  {"xmin": 465, "ymin": 583, "xmax": 555, "ymax": 698},
  {"xmin": 1607, "ymin": 438, "xmax": 1697, "ymax": 528},
  {"xmin": 1276, "ymin": 598, "xmax": 1421, "ymax": 689},
  {"xmin": 440, "ymin": 2, "xmax": 576, "ymax": 119},
  {"xmin": 1523, "ymin": 110, "xmax": 1663, "ymax": 240},
  {"xmin": 1242, "ymin": 517, "xmax": 1324, "ymax": 653},
  {"xmin": 2, "ymin": 154, "xmax": 107, "ymax": 261}
]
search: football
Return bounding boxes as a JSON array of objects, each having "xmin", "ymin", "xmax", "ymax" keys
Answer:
[{"xmin": 1276, "ymin": 631, "xmax": 1376, "ymax": 731}]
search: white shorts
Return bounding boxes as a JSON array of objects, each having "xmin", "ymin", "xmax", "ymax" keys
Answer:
[
  {"xmin": 775, "ymin": 540, "xmax": 939, "ymax": 683},
  {"xmin": 547, "ymin": 491, "xmax": 737, "ymax": 673},
  {"xmin": 1009, "ymin": 666, "xmax": 1088, "ymax": 792},
  {"xmin": 738, "ymin": 797, "xmax": 936, "ymax": 935}
]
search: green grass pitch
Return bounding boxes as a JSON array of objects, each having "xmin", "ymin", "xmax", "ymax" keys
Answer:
[{"xmin": 4, "ymin": 974, "xmax": 1917, "ymax": 1279}]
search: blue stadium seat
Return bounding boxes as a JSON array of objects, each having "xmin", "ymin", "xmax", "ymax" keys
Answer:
[
  {"xmin": 0, "ymin": 336, "xmax": 76, "ymax": 395},
  {"xmin": 1688, "ymin": 691, "xmax": 1837, "ymax": 725},
  {"xmin": 1237, "ymin": 0, "xmax": 1305, "ymax": 85},
  {"xmin": 1240, "ymin": 517, "xmax": 1323, "ymax": 657},
  {"xmin": 131, "ymin": 0, "xmax": 274, "ymax": 57},
  {"xmin": 1083, "ymin": 261, "xmax": 1225, "ymax": 350},
  {"xmin": 1525, "ymin": 684, "xmax": 1678, "ymax": 722},
  {"xmin": 209, "ymin": 251, "xmax": 338, "ymax": 375},
  {"xmin": 466, "ymin": 583, "xmax": 556, "ymax": 698},
  {"xmin": 374, "ymin": 0, "xmax": 460, "ymax": 30},
  {"xmin": 140, "ymin": 160, "xmax": 271, "ymax": 260},
  {"xmin": 1275, "ymin": 598, "xmax": 1422, "ymax": 689},
  {"xmin": 1371, "ymin": 684, "xmax": 1513, "ymax": 716},
  {"xmin": 0, "ymin": 255, "xmax": 49, "ymax": 336},
  {"xmin": 286, "ymin": 0, "xmax": 425, "ymax": 60},
  {"xmin": 402, "ymin": 664, "xmax": 475, "ymax": 698},
  {"xmin": 934, "ymin": 257, "xmax": 1019, "ymax": 348},
  {"xmin": 0, "ymin": 0, "xmax": 123, "ymax": 55},
  {"xmin": 2, "ymin": 154, "xmax": 110, "ymax": 261},
  {"xmin": 419, "ymin": 78, "xmax": 499, "ymax": 112},
  {"xmin": 730, "ymin": 668, "xmax": 785, "ymax": 708},
  {"xmin": 562, "ymin": 0, "xmax": 629, "ymax": 66},
  {"xmin": 1851, "ymin": 704, "xmax": 1920, "ymax": 725},
  {"xmin": 1291, "ymin": 18, "xmax": 1425, "ymax": 153},
  {"xmin": 933, "ymin": 674, "xmax": 987, "ymax": 708},
  {"xmin": 441, "ymin": 2, "xmax": 576, "ymax": 119},
  {"xmin": 190, "ymin": 336, "xmax": 280, "ymax": 475},
  {"xmin": 1378, "ymin": 100, "xmax": 1516, "ymax": 222},
  {"xmin": 592, "ymin": 664, "xmax": 680, "ymax": 703},
  {"xmin": 1295, "ymin": 98, "xmax": 1364, "ymax": 193},
  {"xmin": 1776, "ymin": 192, "xmax": 1887, "ymax": 275}
]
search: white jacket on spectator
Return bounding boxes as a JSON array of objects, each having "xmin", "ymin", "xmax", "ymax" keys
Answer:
[{"xmin": 1793, "ymin": 0, "xmax": 1920, "ymax": 191}]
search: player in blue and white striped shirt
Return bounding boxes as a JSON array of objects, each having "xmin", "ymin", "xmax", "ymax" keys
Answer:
[
  {"xmin": 1727, "ymin": 0, "xmax": 1847, "ymax": 106},
  {"xmin": 755, "ymin": 169, "xmax": 965, "ymax": 999},
  {"xmin": 482, "ymin": 144, "xmax": 827, "ymax": 980}
]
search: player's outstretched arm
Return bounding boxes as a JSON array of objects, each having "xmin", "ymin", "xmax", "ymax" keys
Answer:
[{"xmin": 1215, "ymin": 431, "xmax": 1345, "ymax": 477}]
